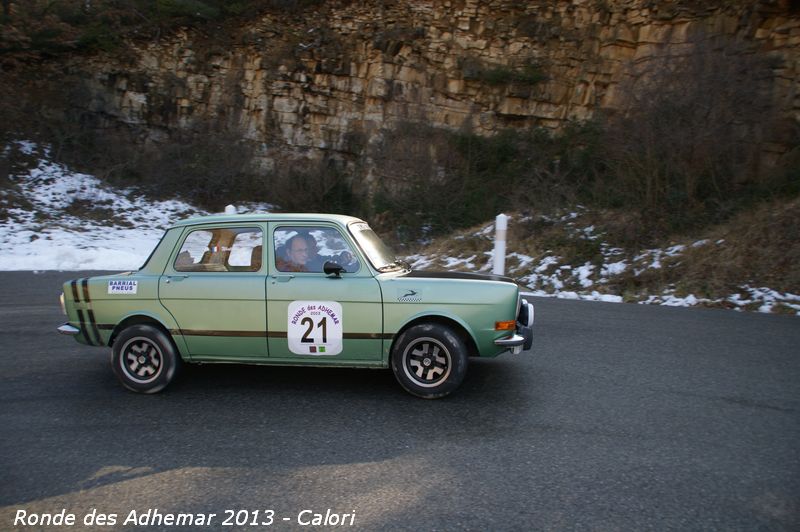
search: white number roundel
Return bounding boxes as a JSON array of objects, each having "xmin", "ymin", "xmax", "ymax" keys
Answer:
[{"xmin": 287, "ymin": 301, "xmax": 343, "ymax": 356}]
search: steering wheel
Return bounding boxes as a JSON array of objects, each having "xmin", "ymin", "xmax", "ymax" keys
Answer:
[{"xmin": 337, "ymin": 251, "xmax": 359, "ymax": 271}]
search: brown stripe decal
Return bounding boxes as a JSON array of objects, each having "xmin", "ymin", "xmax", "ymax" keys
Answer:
[
  {"xmin": 70, "ymin": 280, "xmax": 80, "ymax": 303},
  {"xmin": 170, "ymin": 330, "xmax": 393, "ymax": 340},
  {"xmin": 344, "ymin": 333, "xmax": 394, "ymax": 340},
  {"xmin": 178, "ymin": 330, "xmax": 268, "ymax": 338}
]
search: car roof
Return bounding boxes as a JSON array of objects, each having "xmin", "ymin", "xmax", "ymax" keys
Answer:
[{"xmin": 171, "ymin": 212, "xmax": 365, "ymax": 228}]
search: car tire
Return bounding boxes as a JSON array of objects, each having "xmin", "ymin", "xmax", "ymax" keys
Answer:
[
  {"xmin": 390, "ymin": 323, "xmax": 468, "ymax": 399},
  {"xmin": 111, "ymin": 324, "xmax": 182, "ymax": 394}
]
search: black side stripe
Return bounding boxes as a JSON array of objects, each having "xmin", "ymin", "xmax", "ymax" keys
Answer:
[
  {"xmin": 79, "ymin": 278, "xmax": 102, "ymax": 346},
  {"xmin": 76, "ymin": 309, "xmax": 90, "ymax": 344},
  {"xmin": 71, "ymin": 279, "xmax": 87, "ymax": 343},
  {"xmin": 81, "ymin": 278, "xmax": 91, "ymax": 304},
  {"xmin": 86, "ymin": 309, "xmax": 103, "ymax": 346}
]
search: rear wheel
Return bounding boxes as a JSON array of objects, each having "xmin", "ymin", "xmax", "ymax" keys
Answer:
[
  {"xmin": 111, "ymin": 324, "xmax": 182, "ymax": 393},
  {"xmin": 390, "ymin": 323, "xmax": 468, "ymax": 399}
]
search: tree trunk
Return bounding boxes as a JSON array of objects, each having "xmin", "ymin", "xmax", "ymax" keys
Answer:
[{"xmin": 2, "ymin": 0, "xmax": 11, "ymax": 19}]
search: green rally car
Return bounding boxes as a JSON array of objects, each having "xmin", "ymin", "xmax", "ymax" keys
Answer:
[{"xmin": 58, "ymin": 213, "xmax": 534, "ymax": 398}]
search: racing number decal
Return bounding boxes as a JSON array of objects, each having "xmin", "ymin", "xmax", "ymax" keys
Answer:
[
  {"xmin": 287, "ymin": 301, "xmax": 343, "ymax": 355},
  {"xmin": 301, "ymin": 317, "xmax": 327, "ymax": 343}
]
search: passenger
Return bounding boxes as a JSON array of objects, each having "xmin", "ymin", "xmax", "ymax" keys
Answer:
[{"xmin": 250, "ymin": 245, "xmax": 263, "ymax": 271}]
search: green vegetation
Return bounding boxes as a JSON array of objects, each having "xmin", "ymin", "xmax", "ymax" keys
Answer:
[
  {"xmin": 366, "ymin": 121, "xmax": 606, "ymax": 245},
  {"xmin": 0, "ymin": 0, "xmax": 322, "ymax": 58},
  {"xmin": 461, "ymin": 57, "xmax": 547, "ymax": 87},
  {"xmin": 480, "ymin": 63, "xmax": 547, "ymax": 86}
]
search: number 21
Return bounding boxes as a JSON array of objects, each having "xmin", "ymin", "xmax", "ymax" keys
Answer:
[{"xmin": 301, "ymin": 317, "xmax": 327, "ymax": 343}]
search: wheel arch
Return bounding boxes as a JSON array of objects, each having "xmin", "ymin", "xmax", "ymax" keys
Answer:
[
  {"xmin": 109, "ymin": 314, "xmax": 183, "ymax": 356},
  {"xmin": 392, "ymin": 313, "xmax": 479, "ymax": 358}
]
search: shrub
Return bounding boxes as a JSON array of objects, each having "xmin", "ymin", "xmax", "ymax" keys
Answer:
[
  {"xmin": 480, "ymin": 63, "xmax": 547, "ymax": 86},
  {"xmin": 0, "ymin": 0, "xmax": 322, "ymax": 59},
  {"xmin": 597, "ymin": 36, "xmax": 780, "ymax": 233},
  {"xmin": 461, "ymin": 57, "xmax": 547, "ymax": 87},
  {"xmin": 266, "ymin": 157, "xmax": 365, "ymax": 217}
]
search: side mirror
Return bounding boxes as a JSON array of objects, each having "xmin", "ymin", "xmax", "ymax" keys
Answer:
[{"xmin": 323, "ymin": 261, "xmax": 345, "ymax": 278}]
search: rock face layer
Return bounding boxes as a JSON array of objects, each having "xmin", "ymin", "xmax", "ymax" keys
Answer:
[{"xmin": 80, "ymin": 0, "xmax": 798, "ymax": 170}]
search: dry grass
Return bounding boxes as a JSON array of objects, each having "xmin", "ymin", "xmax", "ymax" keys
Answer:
[
  {"xmin": 603, "ymin": 198, "xmax": 800, "ymax": 302},
  {"xmin": 670, "ymin": 197, "xmax": 800, "ymax": 295},
  {"xmin": 408, "ymin": 197, "xmax": 800, "ymax": 308}
]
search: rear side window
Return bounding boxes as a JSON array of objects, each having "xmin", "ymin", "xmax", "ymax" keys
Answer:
[{"xmin": 174, "ymin": 227, "xmax": 263, "ymax": 272}]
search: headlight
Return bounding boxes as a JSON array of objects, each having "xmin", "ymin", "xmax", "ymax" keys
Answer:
[{"xmin": 59, "ymin": 292, "xmax": 66, "ymax": 315}]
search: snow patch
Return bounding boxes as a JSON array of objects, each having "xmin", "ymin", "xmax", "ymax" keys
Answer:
[{"xmin": 1, "ymin": 141, "xmax": 274, "ymax": 271}]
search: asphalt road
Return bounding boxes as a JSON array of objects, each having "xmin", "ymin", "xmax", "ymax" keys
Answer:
[{"xmin": 1, "ymin": 271, "xmax": 798, "ymax": 531}]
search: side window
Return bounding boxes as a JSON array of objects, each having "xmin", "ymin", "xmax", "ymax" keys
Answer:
[
  {"xmin": 174, "ymin": 227, "xmax": 263, "ymax": 272},
  {"xmin": 274, "ymin": 226, "xmax": 360, "ymax": 273}
]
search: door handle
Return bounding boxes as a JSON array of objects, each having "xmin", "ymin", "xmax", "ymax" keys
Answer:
[
  {"xmin": 165, "ymin": 275, "xmax": 189, "ymax": 284},
  {"xmin": 270, "ymin": 275, "xmax": 294, "ymax": 284}
]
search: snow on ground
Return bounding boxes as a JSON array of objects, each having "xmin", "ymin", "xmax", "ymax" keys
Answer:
[
  {"xmin": 2, "ymin": 142, "xmax": 797, "ymax": 315},
  {"xmin": 406, "ymin": 212, "xmax": 800, "ymax": 316},
  {"xmin": 644, "ymin": 286, "xmax": 800, "ymax": 314},
  {"xmin": 1, "ymin": 141, "xmax": 270, "ymax": 271}
]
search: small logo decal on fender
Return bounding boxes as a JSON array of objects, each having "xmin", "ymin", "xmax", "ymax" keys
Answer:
[{"xmin": 397, "ymin": 289, "xmax": 422, "ymax": 302}]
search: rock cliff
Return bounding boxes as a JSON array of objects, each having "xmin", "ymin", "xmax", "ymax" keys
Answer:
[{"xmin": 72, "ymin": 0, "xmax": 800, "ymax": 173}]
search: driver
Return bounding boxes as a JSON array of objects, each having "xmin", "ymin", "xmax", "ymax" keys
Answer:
[{"xmin": 278, "ymin": 233, "xmax": 323, "ymax": 272}]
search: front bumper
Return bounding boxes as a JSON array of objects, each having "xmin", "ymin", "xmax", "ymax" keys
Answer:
[{"xmin": 494, "ymin": 300, "xmax": 534, "ymax": 354}]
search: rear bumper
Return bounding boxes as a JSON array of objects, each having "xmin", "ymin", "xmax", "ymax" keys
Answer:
[{"xmin": 57, "ymin": 323, "xmax": 80, "ymax": 336}]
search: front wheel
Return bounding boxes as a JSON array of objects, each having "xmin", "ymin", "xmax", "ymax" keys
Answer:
[
  {"xmin": 390, "ymin": 323, "xmax": 468, "ymax": 399},
  {"xmin": 111, "ymin": 324, "xmax": 182, "ymax": 394}
]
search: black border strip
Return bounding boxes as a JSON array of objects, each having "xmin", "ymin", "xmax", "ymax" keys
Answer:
[{"xmin": 70, "ymin": 280, "xmax": 80, "ymax": 303}]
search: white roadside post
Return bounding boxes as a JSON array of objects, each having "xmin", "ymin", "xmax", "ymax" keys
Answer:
[
  {"xmin": 224, "ymin": 204, "xmax": 237, "ymax": 215},
  {"xmin": 492, "ymin": 213, "xmax": 508, "ymax": 276}
]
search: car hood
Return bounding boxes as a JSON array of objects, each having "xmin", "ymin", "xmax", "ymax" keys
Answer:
[{"xmin": 399, "ymin": 270, "xmax": 516, "ymax": 284}]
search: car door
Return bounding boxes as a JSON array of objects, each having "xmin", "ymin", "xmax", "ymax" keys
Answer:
[
  {"xmin": 159, "ymin": 224, "xmax": 268, "ymax": 361},
  {"xmin": 266, "ymin": 222, "xmax": 384, "ymax": 363}
]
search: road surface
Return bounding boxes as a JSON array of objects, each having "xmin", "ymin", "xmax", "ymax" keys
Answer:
[{"xmin": 1, "ymin": 271, "xmax": 798, "ymax": 530}]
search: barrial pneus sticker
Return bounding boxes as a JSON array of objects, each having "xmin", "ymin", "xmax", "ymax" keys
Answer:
[
  {"xmin": 287, "ymin": 301, "xmax": 343, "ymax": 355},
  {"xmin": 108, "ymin": 280, "xmax": 138, "ymax": 295}
]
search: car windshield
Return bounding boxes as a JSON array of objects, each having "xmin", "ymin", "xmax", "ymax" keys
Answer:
[{"xmin": 348, "ymin": 222, "xmax": 407, "ymax": 272}]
